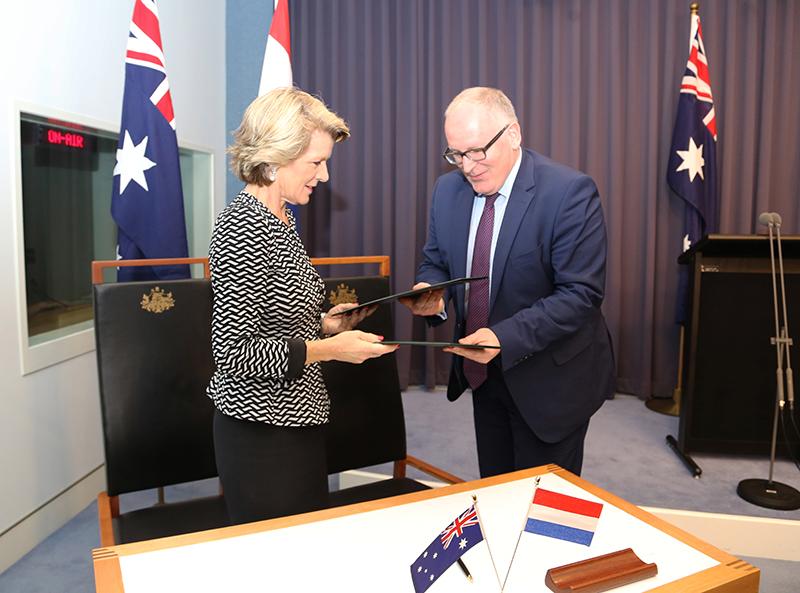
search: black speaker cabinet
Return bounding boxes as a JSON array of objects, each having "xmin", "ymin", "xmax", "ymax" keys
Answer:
[{"xmin": 678, "ymin": 234, "xmax": 800, "ymax": 456}]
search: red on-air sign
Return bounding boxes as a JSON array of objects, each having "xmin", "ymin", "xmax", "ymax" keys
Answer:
[{"xmin": 46, "ymin": 128, "xmax": 85, "ymax": 149}]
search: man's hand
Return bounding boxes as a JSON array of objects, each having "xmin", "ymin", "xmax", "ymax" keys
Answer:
[
  {"xmin": 444, "ymin": 327, "xmax": 501, "ymax": 363},
  {"xmin": 398, "ymin": 282, "xmax": 445, "ymax": 316}
]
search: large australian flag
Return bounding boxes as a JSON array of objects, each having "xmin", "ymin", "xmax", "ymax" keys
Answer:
[
  {"xmin": 667, "ymin": 9, "xmax": 719, "ymax": 323},
  {"xmin": 111, "ymin": 0, "xmax": 189, "ymax": 281}
]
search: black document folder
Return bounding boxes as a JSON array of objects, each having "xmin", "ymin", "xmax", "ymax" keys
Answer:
[
  {"xmin": 381, "ymin": 340, "xmax": 500, "ymax": 349},
  {"xmin": 330, "ymin": 276, "xmax": 486, "ymax": 316}
]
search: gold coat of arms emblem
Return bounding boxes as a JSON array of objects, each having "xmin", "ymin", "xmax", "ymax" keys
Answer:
[
  {"xmin": 328, "ymin": 283, "xmax": 357, "ymax": 306},
  {"xmin": 141, "ymin": 287, "xmax": 175, "ymax": 313}
]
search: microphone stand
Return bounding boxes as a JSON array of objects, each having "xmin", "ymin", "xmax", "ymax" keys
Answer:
[{"xmin": 737, "ymin": 213, "xmax": 800, "ymax": 510}]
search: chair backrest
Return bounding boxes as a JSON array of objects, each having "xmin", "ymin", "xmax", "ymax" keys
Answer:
[
  {"xmin": 93, "ymin": 276, "xmax": 217, "ymax": 496},
  {"xmin": 319, "ymin": 274, "xmax": 408, "ymax": 474}
]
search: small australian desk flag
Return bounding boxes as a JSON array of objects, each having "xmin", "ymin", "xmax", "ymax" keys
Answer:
[
  {"xmin": 112, "ymin": 0, "xmax": 189, "ymax": 281},
  {"xmin": 667, "ymin": 7, "xmax": 719, "ymax": 322},
  {"xmin": 410, "ymin": 504, "xmax": 484, "ymax": 593}
]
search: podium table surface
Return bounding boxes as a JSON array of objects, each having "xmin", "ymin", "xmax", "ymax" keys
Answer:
[{"xmin": 92, "ymin": 465, "xmax": 759, "ymax": 593}]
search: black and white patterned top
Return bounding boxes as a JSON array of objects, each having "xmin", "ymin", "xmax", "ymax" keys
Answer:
[{"xmin": 207, "ymin": 191, "xmax": 328, "ymax": 426}]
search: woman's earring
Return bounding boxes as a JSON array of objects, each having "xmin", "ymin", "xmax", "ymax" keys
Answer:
[{"xmin": 268, "ymin": 166, "xmax": 277, "ymax": 182}]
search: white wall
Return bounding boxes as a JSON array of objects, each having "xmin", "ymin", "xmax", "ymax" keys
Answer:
[{"xmin": 0, "ymin": 0, "xmax": 226, "ymax": 569}]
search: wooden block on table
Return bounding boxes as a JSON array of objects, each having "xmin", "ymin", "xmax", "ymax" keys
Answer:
[{"xmin": 545, "ymin": 548, "xmax": 658, "ymax": 593}]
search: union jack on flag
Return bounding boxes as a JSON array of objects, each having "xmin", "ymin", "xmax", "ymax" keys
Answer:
[
  {"xmin": 440, "ymin": 504, "xmax": 480, "ymax": 549},
  {"xmin": 667, "ymin": 7, "xmax": 719, "ymax": 322},
  {"xmin": 410, "ymin": 504, "xmax": 484, "ymax": 593},
  {"xmin": 111, "ymin": 0, "xmax": 189, "ymax": 281},
  {"xmin": 678, "ymin": 16, "xmax": 717, "ymax": 140},
  {"xmin": 125, "ymin": 0, "xmax": 176, "ymax": 129}
]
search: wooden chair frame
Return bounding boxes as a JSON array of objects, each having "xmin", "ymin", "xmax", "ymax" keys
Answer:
[
  {"xmin": 92, "ymin": 257, "xmax": 214, "ymax": 547},
  {"xmin": 91, "ymin": 257, "xmax": 210, "ymax": 284}
]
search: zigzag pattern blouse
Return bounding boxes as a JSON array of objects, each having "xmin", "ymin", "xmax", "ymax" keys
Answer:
[{"xmin": 207, "ymin": 191, "xmax": 328, "ymax": 426}]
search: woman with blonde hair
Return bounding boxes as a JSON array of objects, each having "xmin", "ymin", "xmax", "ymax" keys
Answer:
[{"xmin": 208, "ymin": 87, "xmax": 397, "ymax": 524}]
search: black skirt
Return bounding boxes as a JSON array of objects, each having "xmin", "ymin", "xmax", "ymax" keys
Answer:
[{"xmin": 213, "ymin": 409, "xmax": 328, "ymax": 525}]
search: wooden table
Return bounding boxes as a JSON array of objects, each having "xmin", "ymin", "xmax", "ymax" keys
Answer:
[{"xmin": 92, "ymin": 464, "xmax": 759, "ymax": 592}]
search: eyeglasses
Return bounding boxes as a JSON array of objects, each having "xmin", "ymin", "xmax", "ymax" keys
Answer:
[{"xmin": 442, "ymin": 124, "xmax": 510, "ymax": 166}]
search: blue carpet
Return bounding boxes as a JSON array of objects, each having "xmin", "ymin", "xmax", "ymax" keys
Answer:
[
  {"xmin": 394, "ymin": 389, "xmax": 800, "ymax": 520},
  {"xmin": 0, "ymin": 503, "xmax": 97, "ymax": 593}
]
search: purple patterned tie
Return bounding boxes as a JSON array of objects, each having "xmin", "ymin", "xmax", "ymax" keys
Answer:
[{"xmin": 463, "ymin": 193, "xmax": 498, "ymax": 390}]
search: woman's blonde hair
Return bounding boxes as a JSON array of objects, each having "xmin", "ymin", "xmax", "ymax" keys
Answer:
[{"xmin": 229, "ymin": 87, "xmax": 350, "ymax": 185}]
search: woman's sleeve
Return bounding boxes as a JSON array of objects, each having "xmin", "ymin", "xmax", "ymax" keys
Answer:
[{"xmin": 209, "ymin": 209, "xmax": 298, "ymax": 380}]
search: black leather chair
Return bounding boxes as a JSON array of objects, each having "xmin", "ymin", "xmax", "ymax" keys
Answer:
[
  {"xmin": 92, "ymin": 258, "xmax": 229, "ymax": 546},
  {"xmin": 312, "ymin": 256, "xmax": 463, "ymax": 508}
]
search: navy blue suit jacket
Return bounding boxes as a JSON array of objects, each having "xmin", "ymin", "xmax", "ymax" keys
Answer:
[{"xmin": 417, "ymin": 149, "xmax": 615, "ymax": 442}]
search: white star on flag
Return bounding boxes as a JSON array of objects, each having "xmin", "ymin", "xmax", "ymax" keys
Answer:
[
  {"xmin": 114, "ymin": 130, "xmax": 157, "ymax": 194},
  {"xmin": 675, "ymin": 137, "xmax": 705, "ymax": 183},
  {"xmin": 459, "ymin": 538, "xmax": 468, "ymax": 550}
]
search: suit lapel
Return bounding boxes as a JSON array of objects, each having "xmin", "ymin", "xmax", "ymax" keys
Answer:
[{"xmin": 491, "ymin": 150, "xmax": 537, "ymax": 311}]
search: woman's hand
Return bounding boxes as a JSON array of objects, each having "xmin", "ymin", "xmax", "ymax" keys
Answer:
[
  {"xmin": 322, "ymin": 303, "xmax": 377, "ymax": 335},
  {"xmin": 306, "ymin": 330, "xmax": 399, "ymax": 364}
]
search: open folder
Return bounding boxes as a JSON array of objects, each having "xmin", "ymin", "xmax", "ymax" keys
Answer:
[{"xmin": 329, "ymin": 276, "xmax": 487, "ymax": 316}]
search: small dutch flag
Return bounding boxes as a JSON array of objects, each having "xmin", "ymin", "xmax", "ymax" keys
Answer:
[{"xmin": 523, "ymin": 488, "xmax": 603, "ymax": 546}]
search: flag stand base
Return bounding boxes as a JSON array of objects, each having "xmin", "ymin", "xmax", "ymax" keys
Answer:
[
  {"xmin": 647, "ymin": 326, "xmax": 685, "ymax": 418},
  {"xmin": 645, "ymin": 394, "xmax": 680, "ymax": 417}
]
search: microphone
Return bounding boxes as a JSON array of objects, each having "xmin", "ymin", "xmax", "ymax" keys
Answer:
[{"xmin": 738, "ymin": 210, "xmax": 800, "ymax": 508}]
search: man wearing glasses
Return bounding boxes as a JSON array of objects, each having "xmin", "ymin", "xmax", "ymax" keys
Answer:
[{"xmin": 402, "ymin": 87, "xmax": 614, "ymax": 478}]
